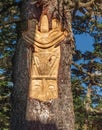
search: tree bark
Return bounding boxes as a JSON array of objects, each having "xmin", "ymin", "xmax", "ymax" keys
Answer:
[{"xmin": 11, "ymin": 0, "xmax": 75, "ymax": 130}]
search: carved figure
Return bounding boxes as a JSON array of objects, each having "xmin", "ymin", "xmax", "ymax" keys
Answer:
[{"xmin": 23, "ymin": 14, "xmax": 68, "ymax": 101}]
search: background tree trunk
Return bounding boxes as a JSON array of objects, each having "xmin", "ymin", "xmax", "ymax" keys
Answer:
[{"xmin": 11, "ymin": 0, "xmax": 75, "ymax": 130}]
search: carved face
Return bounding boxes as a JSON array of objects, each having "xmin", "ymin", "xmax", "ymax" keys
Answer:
[{"xmin": 29, "ymin": 79, "xmax": 58, "ymax": 101}]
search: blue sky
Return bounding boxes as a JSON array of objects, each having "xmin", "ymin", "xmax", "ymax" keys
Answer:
[{"xmin": 75, "ymin": 33, "xmax": 94, "ymax": 52}]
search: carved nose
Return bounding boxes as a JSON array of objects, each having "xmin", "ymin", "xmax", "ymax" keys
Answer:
[
  {"xmin": 42, "ymin": 78, "xmax": 47, "ymax": 92},
  {"xmin": 40, "ymin": 15, "xmax": 49, "ymax": 33}
]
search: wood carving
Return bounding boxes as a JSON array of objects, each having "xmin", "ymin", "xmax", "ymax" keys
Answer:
[{"xmin": 23, "ymin": 14, "xmax": 68, "ymax": 102}]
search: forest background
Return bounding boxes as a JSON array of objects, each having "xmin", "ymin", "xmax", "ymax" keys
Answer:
[{"xmin": 0, "ymin": 0, "xmax": 102, "ymax": 130}]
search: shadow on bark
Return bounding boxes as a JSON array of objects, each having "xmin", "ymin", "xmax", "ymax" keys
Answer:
[{"xmin": 27, "ymin": 121, "xmax": 58, "ymax": 130}]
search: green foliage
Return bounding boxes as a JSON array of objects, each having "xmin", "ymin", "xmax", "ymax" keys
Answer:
[
  {"xmin": 72, "ymin": 78, "xmax": 86, "ymax": 130},
  {"xmin": 72, "ymin": 14, "xmax": 102, "ymax": 128},
  {"xmin": 72, "ymin": 45, "xmax": 102, "ymax": 129},
  {"xmin": 0, "ymin": 80, "xmax": 11, "ymax": 129},
  {"xmin": 0, "ymin": 0, "xmax": 21, "ymax": 129}
]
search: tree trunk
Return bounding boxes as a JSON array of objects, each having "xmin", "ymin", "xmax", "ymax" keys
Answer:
[{"xmin": 11, "ymin": 0, "xmax": 75, "ymax": 130}]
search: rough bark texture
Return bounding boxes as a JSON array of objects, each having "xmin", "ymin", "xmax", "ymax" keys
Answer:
[{"xmin": 11, "ymin": 0, "xmax": 75, "ymax": 130}]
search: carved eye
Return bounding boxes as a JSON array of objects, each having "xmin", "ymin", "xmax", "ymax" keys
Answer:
[
  {"xmin": 34, "ymin": 84, "xmax": 40, "ymax": 89},
  {"xmin": 49, "ymin": 85, "xmax": 54, "ymax": 90},
  {"xmin": 33, "ymin": 80, "xmax": 41, "ymax": 88}
]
